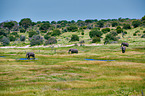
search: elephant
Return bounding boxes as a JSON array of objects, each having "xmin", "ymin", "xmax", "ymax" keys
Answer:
[
  {"xmin": 26, "ymin": 52, "xmax": 35, "ymax": 59},
  {"xmin": 121, "ymin": 46, "xmax": 126, "ymax": 53},
  {"xmin": 68, "ymin": 49, "xmax": 78, "ymax": 54},
  {"xmin": 121, "ymin": 42, "xmax": 129, "ymax": 47}
]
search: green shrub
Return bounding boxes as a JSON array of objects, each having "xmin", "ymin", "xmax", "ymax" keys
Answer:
[
  {"xmin": 89, "ymin": 28, "xmax": 103, "ymax": 38},
  {"xmin": 51, "ymin": 29, "xmax": 61, "ymax": 36},
  {"xmin": 135, "ymin": 30, "xmax": 140, "ymax": 33},
  {"xmin": 101, "ymin": 28, "xmax": 110, "ymax": 33},
  {"xmin": 70, "ymin": 34, "xmax": 79, "ymax": 41},
  {"xmin": 133, "ymin": 33, "xmax": 137, "ymax": 36},
  {"xmin": 9, "ymin": 35, "xmax": 16, "ymax": 41},
  {"xmin": 112, "ymin": 22, "xmax": 118, "ymax": 27},
  {"xmin": 110, "ymin": 31, "xmax": 118, "ymax": 36},
  {"xmin": 143, "ymin": 31, "xmax": 145, "ymax": 33},
  {"xmin": 116, "ymin": 26, "xmax": 123, "ymax": 34},
  {"xmin": 30, "ymin": 35, "xmax": 43, "ymax": 46},
  {"xmin": 20, "ymin": 28, "xmax": 26, "ymax": 33},
  {"xmin": 45, "ymin": 37, "xmax": 57, "ymax": 45},
  {"xmin": 44, "ymin": 35, "xmax": 51, "ymax": 40},
  {"xmin": 123, "ymin": 24, "xmax": 131, "ymax": 29},
  {"xmin": 104, "ymin": 33, "xmax": 118, "ymax": 44},
  {"xmin": 0, "ymin": 28, "xmax": 9, "ymax": 37},
  {"xmin": 132, "ymin": 20, "xmax": 141, "ymax": 28},
  {"xmin": 1, "ymin": 36, "xmax": 10, "ymax": 46},
  {"xmin": 20, "ymin": 35, "xmax": 25, "ymax": 41},
  {"xmin": 141, "ymin": 34, "xmax": 145, "ymax": 38},
  {"xmin": 81, "ymin": 32, "xmax": 84, "ymax": 35},
  {"xmin": 10, "ymin": 32, "xmax": 19, "ymax": 37},
  {"xmin": 67, "ymin": 25, "xmax": 78, "ymax": 32},
  {"xmin": 92, "ymin": 37, "xmax": 101, "ymax": 43},
  {"xmin": 28, "ymin": 31, "xmax": 37, "ymax": 38}
]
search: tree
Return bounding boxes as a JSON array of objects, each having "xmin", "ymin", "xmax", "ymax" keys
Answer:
[
  {"xmin": 123, "ymin": 24, "xmax": 131, "ymax": 29},
  {"xmin": 116, "ymin": 26, "xmax": 123, "ymax": 34},
  {"xmin": 141, "ymin": 15, "xmax": 145, "ymax": 21},
  {"xmin": 132, "ymin": 20, "xmax": 141, "ymax": 28},
  {"xmin": 19, "ymin": 18, "xmax": 32, "ymax": 29},
  {"xmin": 104, "ymin": 33, "xmax": 118, "ymax": 44},
  {"xmin": 92, "ymin": 36, "xmax": 101, "ymax": 43},
  {"xmin": 112, "ymin": 22, "xmax": 118, "ymax": 27},
  {"xmin": 89, "ymin": 28, "xmax": 103, "ymax": 38},
  {"xmin": 39, "ymin": 23, "xmax": 50, "ymax": 31},
  {"xmin": 45, "ymin": 37, "xmax": 57, "ymax": 45},
  {"xmin": 28, "ymin": 31, "xmax": 38, "ymax": 38},
  {"xmin": 9, "ymin": 35, "xmax": 16, "ymax": 41},
  {"xmin": 20, "ymin": 35, "xmax": 25, "ymax": 41},
  {"xmin": 97, "ymin": 20, "xmax": 104, "ymax": 28},
  {"xmin": 101, "ymin": 28, "xmax": 110, "ymax": 34},
  {"xmin": 30, "ymin": 35, "xmax": 43, "ymax": 46},
  {"xmin": 51, "ymin": 21, "xmax": 56, "ymax": 24},
  {"xmin": 67, "ymin": 25, "xmax": 78, "ymax": 32},
  {"xmin": 0, "ymin": 28, "xmax": 9, "ymax": 37},
  {"xmin": 4, "ymin": 21, "xmax": 14, "ymax": 30},
  {"xmin": 1, "ymin": 36, "xmax": 10, "ymax": 46},
  {"xmin": 51, "ymin": 29, "xmax": 61, "ymax": 36},
  {"xmin": 70, "ymin": 34, "xmax": 79, "ymax": 41}
]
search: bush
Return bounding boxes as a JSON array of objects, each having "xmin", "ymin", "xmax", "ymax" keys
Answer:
[
  {"xmin": 28, "ymin": 31, "xmax": 37, "ymax": 38},
  {"xmin": 141, "ymin": 34, "xmax": 145, "ymax": 38},
  {"xmin": 104, "ymin": 33, "xmax": 118, "ymax": 44},
  {"xmin": 10, "ymin": 32, "xmax": 19, "ymax": 37},
  {"xmin": 30, "ymin": 35, "xmax": 43, "ymax": 46},
  {"xmin": 89, "ymin": 28, "xmax": 103, "ymax": 38},
  {"xmin": 124, "ymin": 31, "xmax": 127, "ymax": 34},
  {"xmin": 70, "ymin": 34, "xmax": 79, "ymax": 41},
  {"xmin": 112, "ymin": 22, "xmax": 118, "ymax": 27},
  {"xmin": 143, "ymin": 31, "xmax": 145, "ymax": 33},
  {"xmin": 110, "ymin": 31, "xmax": 118, "ymax": 36},
  {"xmin": 20, "ymin": 28, "xmax": 26, "ymax": 33},
  {"xmin": 9, "ymin": 35, "xmax": 16, "ymax": 41},
  {"xmin": 116, "ymin": 26, "xmax": 123, "ymax": 34},
  {"xmin": 133, "ymin": 33, "xmax": 137, "ymax": 36},
  {"xmin": 20, "ymin": 35, "xmax": 25, "ymax": 41},
  {"xmin": 51, "ymin": 29, "xmax": 61, "ymax": 36},
  {"xmin": 92, "ymin": 37, "xmax": 101, "ymax": 43},
  {"xmin": 45, "ymin": 37, "xmax": 57, "ymax": 45},
  {"xmin": 123, "ymin": 24, "xmax": 131, "ymax": 29},
  {"xmin": 1, "ymin": 36, "xmax": 10, "ymax": 46},
  {"xmin": 44, "ymin": 34, "xmax": 51, "ymax": 40},
  {"xmin": 0, "ymin": 28, "xmax": 9, "ymax": 37},
  {"xmin": 132, "ymin": 20, "xmax": 141, "ymax": 28},
  {"xmin": 39, "ymin": 23, "xmax": 50, "ymax": 31},
  {"xmin": 81, "ymin": 32, "xmax": 84, "ymax": 35},
  {"xmin": 101, "ymin": 28, "xmax": 110, "ymax": 34},
  {"xmin": 67, "ymin": 25, "xmax": 78, "ymax": 32}
]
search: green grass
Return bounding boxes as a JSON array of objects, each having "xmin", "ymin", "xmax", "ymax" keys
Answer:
[{"xmin": 0, "ymin": 27, "xmax": 145, "ymax": 96}]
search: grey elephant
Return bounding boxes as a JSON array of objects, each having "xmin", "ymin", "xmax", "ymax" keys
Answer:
[
  {"xmin": 68, "ymin": 49, "xmax": 78, "ymax": 54},
  {"xmin": 26, "ymin": 52, "xmax": 35, "ymax": 59},
  {"xmin": 121, "ymin": 42, "xmax": 129, "ymax": 47},
  {"xmin": 121, "ymin": 46, "xmax": 126, "ymax": 53}
]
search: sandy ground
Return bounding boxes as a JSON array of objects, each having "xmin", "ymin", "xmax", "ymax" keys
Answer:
[{"xmin": 0, "ymin": 44, "xmax": 103, "ymax": 49}]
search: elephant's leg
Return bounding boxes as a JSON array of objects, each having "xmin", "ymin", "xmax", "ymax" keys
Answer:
[
  {"xmin": 33, "ymin": 54, "xmax": 35, "ymax": 59},
  {"xmin": 28, "ymin": 55, "xmax": 30, "ymax": 59}
]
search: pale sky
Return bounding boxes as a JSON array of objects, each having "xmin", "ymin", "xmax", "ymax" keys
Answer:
[{"xmin": 0, "ymin": 0, "xmax": 145, "ymax": 23}]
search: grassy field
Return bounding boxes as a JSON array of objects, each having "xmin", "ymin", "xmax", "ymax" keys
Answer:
[{"xmin": 0, "ymin": 27, "xmax": 145, "ymax": 96}]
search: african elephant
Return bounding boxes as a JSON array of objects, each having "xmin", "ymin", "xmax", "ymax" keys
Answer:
[
  {"xmin": 121, "ymin": 42, "xmax": 129, "ymax": 47},
  {"xmin": 26, "ymin": 52, "xmax": 35, "ymax": 59},
  {"xmin": 121, "ymin": 46, "xmax": 126, "ymax": 53},
  {"xmin": 68, "ymin": 49, "xmax": 78, "ymax": 54}
]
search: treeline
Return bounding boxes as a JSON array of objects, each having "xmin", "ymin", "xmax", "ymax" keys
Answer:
[{"xmin": 0, "ymin": 16, "xmax": 145, "ymax": 46}]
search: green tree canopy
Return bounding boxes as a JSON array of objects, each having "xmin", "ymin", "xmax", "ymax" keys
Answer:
[
  {"xmin": 89, "ymin": 28, "xmax": 103, "ymax": 38},
  {"xmin": 19, "ymin": 18, "xmax": 32, "ymax": 29},
  {"xmin": 4, "ymin": 21, "xmax": 14, "ymax": 30},
  {"xmin": 132, "ymin": 20, "xmax": 141, "ymax": 28},
  {"xmin": 39, "ymin": 23, "xmax": 50, "ymax": 31}
]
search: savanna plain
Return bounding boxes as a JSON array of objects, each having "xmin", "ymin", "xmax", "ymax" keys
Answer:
[{"xmin": 0, "ymin": 28, "xmax": 145, "ymax": 96}]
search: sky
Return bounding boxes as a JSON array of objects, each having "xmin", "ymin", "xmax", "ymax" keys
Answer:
[{"xmin": 0, "ymin": 0, "xmax": 145, "ymax": 23}]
